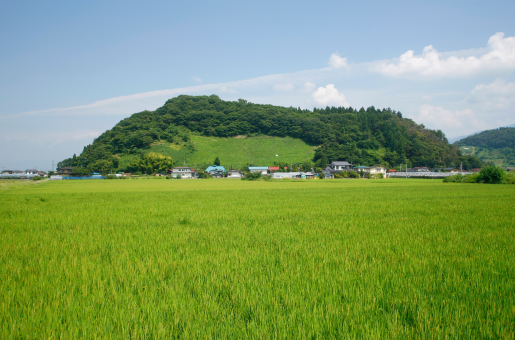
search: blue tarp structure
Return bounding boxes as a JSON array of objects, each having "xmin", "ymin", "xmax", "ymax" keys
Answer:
[{"xmin": 63, "ymin": 175, "xmax": 105, "ymax": 180}]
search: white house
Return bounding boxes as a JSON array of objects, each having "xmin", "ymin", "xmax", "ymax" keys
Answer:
[
  {"xmin": 369, "ymin": 166, "xmax": 387, "ymax": 177},
  {"xmin": 227, "ymin": 170, "xmax": 244, "ymax": 178},
  {"xmin": 328, "ymin": 161, "xmax": 353, "ymax": 171},
  {"xmin": 169, "ymin": 167, "xmax": 195, "ymax": 178}
]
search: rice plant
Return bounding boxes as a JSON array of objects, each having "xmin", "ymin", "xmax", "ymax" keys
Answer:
[{"xmin": 0, "ymin": 179, "xmax": 514, "ymax": 338}]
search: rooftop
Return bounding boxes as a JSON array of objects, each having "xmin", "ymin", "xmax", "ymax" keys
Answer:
[{"xmin": 206, "ymin": 166, "xmax": 226, "ymax": 172}]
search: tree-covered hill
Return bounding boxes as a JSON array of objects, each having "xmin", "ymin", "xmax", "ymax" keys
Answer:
[
  {"xmin": 455, "ymin": 127, "xmax": 515, "ymax": 167},
  {"xmin": 59, "ymin": 95, "xmax": 481, "ymax": 172},
  {"xmin": 455, "ymin": 127, "xmax": 515, "ymax": 149}
]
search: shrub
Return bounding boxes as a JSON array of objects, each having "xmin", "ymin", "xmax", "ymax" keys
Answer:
[
  {"xmin": 503, "ymin": 172, "xmax": 515, "ymax": 184},
  {"xmin": 318, "ymin": 172, "xmax": 325, "ymax": 179},
  {"xmin": 478, "ymin": 165, "xmax": 505, "ymax": 184},
  {"xmin": 242, "ymin": 172, "xmax": 263, "ymax": 181},
  {"xmin": 105, "ymin": 175, "xmax": 119, "ymax": 179},
  {"xmin": 31, "ymin": 176, "xmax": 42, "ymax": 181}
]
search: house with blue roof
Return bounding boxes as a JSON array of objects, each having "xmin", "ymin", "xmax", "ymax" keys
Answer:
[{"xmin": 205, "ymin": 165, "xmax": 226, "ymax": 178}]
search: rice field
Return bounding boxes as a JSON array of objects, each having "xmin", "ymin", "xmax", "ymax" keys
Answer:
[{"xmin": 1, "ymin": 179, "xmax": 514, "ymax": 338}]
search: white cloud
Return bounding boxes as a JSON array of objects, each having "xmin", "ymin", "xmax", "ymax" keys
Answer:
[
  {"xmin": 466, "ymin": 78, "xmax": 515, "ymax": 109},
  {"xmin": 414, "ymin": 104, "xmax": 484, "ymax": 130},
  {"xmin": 312, "ymin": 84, "xmax": 349, "ymax": 107},
  {"xmin": 273, "ymin": 83, "xmax": 294, "ymax": 91},
  {"xmin": 371, "ymin": 32, "xmax": 515, "ymax": 77},
  {"xmin": 328, "ymin": 53, "xmax": 348, "ymax": 68},
  {"xmin": 194, "ymin": 77, "xmax": 202, "ymax": 83}
]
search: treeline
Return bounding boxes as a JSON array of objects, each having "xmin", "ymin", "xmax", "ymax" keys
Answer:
[
  {"xmin": 455, "ymin": 127, "xmax": 515, "ymax": 149},
  {"xmin": 59, "ymin": 95, "xmax": 482, "ymax": 171}
]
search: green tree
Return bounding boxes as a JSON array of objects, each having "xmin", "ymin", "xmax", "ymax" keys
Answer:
[
  {"xmin": 214, "ymin": 157, "xmax": 221, "ymax": 166},
  {"xmin": 128, "ymin": 152, "xmax": 174, "ymax": 174},
  {"xmin": 478, "ymin": 165, "xmax": 505, "ymax": 184},
  {"xmin": 71, "ymin": 167, "xmax": 90, "ymax": 176}
]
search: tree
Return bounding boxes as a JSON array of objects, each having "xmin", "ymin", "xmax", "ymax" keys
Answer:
[
  {"xmin": 128, "ymin": 152, "xmax": 173, "ymax": 174},
  {"xmin": 71, "ymin": 167, "xmax": 90, "ymax": 176},
  {"xmin": 214, "ymin": 157, "xmax": 221, "ymax": 166},
  {"xmin": 478, "ymin": 165, "xmax": 505, "ymax": 184}
]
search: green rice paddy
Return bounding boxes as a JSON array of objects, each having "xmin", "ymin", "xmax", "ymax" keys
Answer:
[{"xmin": 1, "ymin": 179, "xmax": 514, "ymax": 338}]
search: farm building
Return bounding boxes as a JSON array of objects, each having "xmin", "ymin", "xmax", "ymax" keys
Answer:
[
  {"xmin": 414, "ymin": 167, "xmax": 429, "ymax": 172},
  {"xmin": 272, "ymin": 172, "xmax": 316, "ymax": 179},
  {"xmin": 249, "ymin": 167, "xmax": 268, "ymax": 175}
]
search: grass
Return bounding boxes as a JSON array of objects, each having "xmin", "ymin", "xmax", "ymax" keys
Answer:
[
  {"xmin": 118, "ymin": 135, "xmax": 316, "ymax": 169},
  {"xmin": 0, "ymin": 179, "xmax": 45, "ymax": 191},
  {"xmin": 0, "ymin": 179, "xmax": 514, "ymax": 338}
]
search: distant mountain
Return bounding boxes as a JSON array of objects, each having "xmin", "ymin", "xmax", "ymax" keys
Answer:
[
  {"xmin": 455, "ymin": 127, "xmax": 515, "ymax": 167},
  {"xmin": 58, "ymin": 95, "xmax": 482, "ymax": 172},
  {"xmin": 450, "ymin": 123, "xmax": 515, "ymax": 143}
]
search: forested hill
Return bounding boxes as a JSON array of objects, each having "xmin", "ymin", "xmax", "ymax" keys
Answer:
[
  {"xmin": 59, "ymin": 95, "xmax": 482, "ymax": 172},
  {"xmin": 454, "ymin": 127, "xmax": 515, "ymax": 167},
  {"xmin": 455, "ymin": 127, "xmax": 515, "ymax": 148}
]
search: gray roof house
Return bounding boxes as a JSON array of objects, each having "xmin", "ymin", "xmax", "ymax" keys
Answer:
[{"xmin": 323, "ymin": 161, "xmax": 353, "ymax": 178}]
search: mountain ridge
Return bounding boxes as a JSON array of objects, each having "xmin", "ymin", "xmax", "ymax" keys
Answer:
[{"xmin": 58, "ymin": 95, "xmax": 482, "ymax": 172}]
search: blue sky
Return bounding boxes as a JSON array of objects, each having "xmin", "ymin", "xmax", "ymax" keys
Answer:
[{"xmin": 1, "ymin": 0, "xmax": 515, "ymax": 170}]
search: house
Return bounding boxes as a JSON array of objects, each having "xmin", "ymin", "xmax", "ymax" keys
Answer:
[
  {"xmin": 227, "ymin": 169, "xmax": 244, "ymax": 178},
  {"xmin": 205, "ymin": 165, "xmax": 226, "ymax": 177},
  {"xmin": 414, "ymin": 167, "xmax": 429, "ymax": 172},
  {"xmin": 303, "ymin": 172, "xmax": 316, "ymax": 179},
  {"xmin": 268, "ymin": 167, "xmax": 280, "ymax": 172},
  {"xmin": 25, "ymin": 169, "xmax": 39, "ymax": 175},
  {"xmin": 389, "ymin": 169, "xmax": 397, "ymax": 172},
  {"xmin": 328, "ymin": 161, "xmax": 353, "ymax": 171},
  {"xmin": 56, "ymin": 167, "xmax": 73, "ymax": 175},
  {"xmin": 211, "ymin": 170, "xmax": 225, "ymax": 178},
  {"xmin": 353, "ymin": 166, "xmax": 370, "ymax": 172},
  {"xmin": 5, "ymin": 170, "xmax": 25, "ymax": 174},
  {"xmin": 322, "ymin": 160, "xmax": 353, "ymax": 178},
  {"xmin": 444, "ymin": 167, "xmax": 460, "ymax": 173},
  {"xmin": 369, "ymin": 166, "xmax": 387, "ymax": 177},
  {"xmin": 169, "ymin": 167, "xmax": 195, "ymax": 178},
  {"xmin": 249, "ymin": 166, "xmax": 268, "ymax": 175}
]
